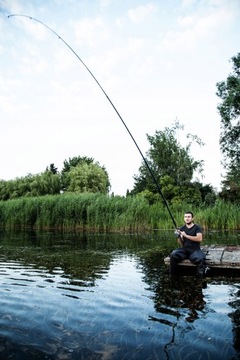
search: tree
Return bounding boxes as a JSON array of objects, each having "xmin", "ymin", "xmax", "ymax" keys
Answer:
[
  {"xmin": 130, "ymin": 121, "xmax": 209, "ymax": 205},
  {"xmin": 216, "ymin": 53, "xmax": 240, "ymax": 202},
  {"xmin": 0, "ymin": 172, "xmax": 61, "ymax": 200},
  {"xmin": 62, "ymin": 156, "xmax": 94, "ymax": 173},
  {"xmin": 61, "ymin": 156, "xmax": 110, "ymax": 193},
  {"xmin": 219, "ymin": 167, "xmax": 240, "ymax": 202},
  {"xmin": 66, "ymin": 163, "xmax": 110, "ymax": 194},
  {"xmin": 61, "ymin": 156, "xmax": 94, "ymax": 191},
  {"xmin": 0, "ymin": 156, "xmax": 110, "ymax": 200},
  {"xmin": 46, "ymin": 163, "xmax": 58, "ymax": 174}
]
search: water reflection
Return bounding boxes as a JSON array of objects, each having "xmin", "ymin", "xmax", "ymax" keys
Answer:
[
  {"xmin": 228, "ymin": 284, "xmax": 240, "ymax": 352},
  {"xmin": 0, "ymin": 230, "xmax": 239, "ymax": 359},
  {"xmin": 137, "ymin": 246, "xmax": 240, "ymax": 360}
]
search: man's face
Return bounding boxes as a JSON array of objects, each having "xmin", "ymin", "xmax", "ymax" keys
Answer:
[{"xmin": 184, "ymin": 213, "xmax": 193, "ymax": 224}]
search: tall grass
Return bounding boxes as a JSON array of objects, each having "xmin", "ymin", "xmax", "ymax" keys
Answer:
[
  {"xmin": 0, "ymin": 194, "xmax": 239, "ymax": 232},
  {"xmin": 198, "ymin": 199, "xmax": 240, "ymax": 230}
]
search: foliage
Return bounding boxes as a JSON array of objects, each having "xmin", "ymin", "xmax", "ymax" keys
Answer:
[
  {"xmin": 0, "ymin": 193, "xmax": 152, "ymax": 232},
  {"xmin": 61, "ymin": 156, "xmax": 110, "ymax": 193},
  {"xmin": 0, "ymin": 171, "xmax": 61, "ymax": 200},
  {"xmin": 216, "ymin": 53, "xmax": 240, "ymax": 202},
  {"xmin": 0, "ymin": 156, "xmax": 111, "ymax": 200},
  {"xmin": 130, "ymin": 120, "xmax": 215, "ymax": 205},
  {"xmin": 198, "ymin": 199, "xmax": 240, "ymax": 230},
  {"xmin": 0, "ymin": 194, "xmax": 238, "ymax": 232},
  {"xmin": 46, "ymin": 163, "xmax": 58, "ymax": 174},
  {"xmin": 219, "ymin": 168, "xmax": 240, "ymax": 203},
  {"xmin": 66, "ymin": 163, "xmax": 110, "ymax": 194}
]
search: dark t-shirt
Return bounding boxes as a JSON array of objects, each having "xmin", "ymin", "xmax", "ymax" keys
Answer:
[{"xmin": 179, "ymin": 223, "xmax": 202, "ymax": 251}]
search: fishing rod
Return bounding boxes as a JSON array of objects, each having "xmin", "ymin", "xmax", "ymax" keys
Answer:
[{"xmin": 8, "ymin": 13, "xmax": 178, "ymax": 229}]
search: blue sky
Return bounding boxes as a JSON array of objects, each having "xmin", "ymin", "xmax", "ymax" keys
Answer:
[{"xmin": 0, "ymin": 0, "xmax": 239, "ymax": 195}]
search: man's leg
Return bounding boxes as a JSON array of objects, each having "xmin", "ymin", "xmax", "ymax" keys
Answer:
[
  {"xmin": 170, "ymin": 248, "xmax": 188, "ymax": 274},
  {"xmin": 189, "ymin": 250, "xmax": 206, "ymax": 276}
]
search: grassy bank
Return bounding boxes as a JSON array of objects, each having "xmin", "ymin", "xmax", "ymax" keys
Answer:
[{"xmin": 0, "ymin": 193, "xmax": 239, "ymax": 232}]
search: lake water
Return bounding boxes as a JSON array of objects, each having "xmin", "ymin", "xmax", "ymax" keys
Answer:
[{"xmin": 0, "ymin": 230, "xmax": 239, "ymax": 359}]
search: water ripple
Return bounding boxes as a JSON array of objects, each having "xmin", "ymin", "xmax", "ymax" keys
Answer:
[{"xmin": 0, "ymin": 252, "xmax": 239, "ymax": 359}]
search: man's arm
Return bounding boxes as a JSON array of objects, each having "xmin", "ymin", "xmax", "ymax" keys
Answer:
[{"xmin": 180, "ymin": 231, "xmax": 202, "ymax": 242}]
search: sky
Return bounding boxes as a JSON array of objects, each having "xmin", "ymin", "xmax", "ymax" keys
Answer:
[{"xmin": 0, "ymin": 0, "xmax": 239, "ymax": 196}]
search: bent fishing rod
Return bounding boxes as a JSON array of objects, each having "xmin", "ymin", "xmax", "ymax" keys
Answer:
[{"xmin": 8, "ymin": 14, "xmax": 178, "ymax": 229}]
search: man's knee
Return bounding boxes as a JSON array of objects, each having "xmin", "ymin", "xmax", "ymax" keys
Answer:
[
  {"xmin": 171, "ymin": 249, "xmax": 186, "ymax": 262},
  {"xmin": 189, "ymin": 251, "xmax": 205, "ymax": 265}
]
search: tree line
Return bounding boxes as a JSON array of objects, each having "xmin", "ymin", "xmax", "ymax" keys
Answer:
[{"xmin": 0, "ymin": 156, "xmax": 110, "ymax": 201}]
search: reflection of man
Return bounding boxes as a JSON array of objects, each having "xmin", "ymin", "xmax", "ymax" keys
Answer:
[
  {"xmin": 170, "ymin": 211, "xmax": 206, "ymax": 276},
  {"xmin": 171, "ymin": 276, "xmax": 206, "ymax": 322}
]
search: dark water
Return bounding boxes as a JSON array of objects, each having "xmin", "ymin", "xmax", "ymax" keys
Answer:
[{"xmin": 0, "ymin": 229, "xmax": 239, "ymax": 360}]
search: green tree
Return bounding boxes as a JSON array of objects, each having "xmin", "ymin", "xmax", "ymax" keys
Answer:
[
  {"xmin": 61, "ymin": 156, "xmax": 110, "ymax": 193},
  {"xmin": 66, "ymin": 162, "xmax": 110, "ymax": 194},
  {"xmin": 0, "ymin": 156, "xmax": 110, "ymax": 200},
  {"xmin": 0, "ymin": 171, "xmax": 61, "ymax": 200},
  {"xmin": 219, "ymin": 168, "xmax": 240, "ymax": 203},
  {"xmin": 216, "ymin": 53, "xmax": 240, "ymax": 202},
  {"xmin": 46, "ymin": 163, "xmax": 58, "ymax": 174},
  {"xmin": 61, "ymin": 156, "xmax": 94, "ymax": 191},
  {"xmin": 130, "ymin": 121, "xmax": 208, "ymax": 205},
  {"xmin": 62, "ymin": 156, "xmax": 94, "ymax": 173}
]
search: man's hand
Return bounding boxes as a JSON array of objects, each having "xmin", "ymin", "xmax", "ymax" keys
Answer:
[
  {"xmin": 174, "ymin": 229, "xmax": 183, "ymax": 246},
  {"xmin": 180, "ymin": 231, "xmax": 203, "ymax": 242},
  {"xmin": 180, "ymin": 231, "xmax": 187, "ymax": 237}
]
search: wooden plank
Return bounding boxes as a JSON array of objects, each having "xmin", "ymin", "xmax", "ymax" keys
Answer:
[
  {"xmin": 221, "ymin": 247, "xmax": 240, "ymax": 268},
  {"xmin": 205, "ymin": 247, "xmax": 225, "ymax": 267},
  {"xmin": 164, "ymin": 245, "xmax": 240, "ymax": 270}
]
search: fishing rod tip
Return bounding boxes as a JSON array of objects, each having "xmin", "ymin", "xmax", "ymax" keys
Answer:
[{"xmin": 7, "ymin": 14, "xmax": 32, "ymax": 20}]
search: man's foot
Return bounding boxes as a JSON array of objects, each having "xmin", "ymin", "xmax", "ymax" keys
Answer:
[{"xmin": 197, "ymin": 267, "xmax": 206, "ymax": 277}]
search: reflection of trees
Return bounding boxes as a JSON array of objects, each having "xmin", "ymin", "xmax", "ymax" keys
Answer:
[
  {"xmin": 0, "ymin": 231, "xmax": 113, "ymax": 283},
  {"xmin": 228, "ymin": 287, "xmax": 240, "ymax": 352},
  {"xmin": 0, "ymin": 231, "xmax": 166, "ymax": 284}
]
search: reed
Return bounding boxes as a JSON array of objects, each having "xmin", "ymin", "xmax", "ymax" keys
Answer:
[
  {"xmin": 0, "ymin": 195, "xmax": 239, "ymax": 232},
  {"xmin": 198, "ymin": 200, "xmax": 240, "ymax": 230}
]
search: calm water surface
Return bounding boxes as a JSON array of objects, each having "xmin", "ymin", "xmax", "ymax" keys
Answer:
[{"xmin": 0, "ymin": 230, "xmax": 239, "ymax": 360}]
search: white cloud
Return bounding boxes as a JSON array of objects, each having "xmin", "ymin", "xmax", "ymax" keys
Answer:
[
  {"xmin": 0, "ymin": 0, "xmax": 23, "ymax": 15},
  {"xmin": 16, "ymin": 51, "xmax": 48, "ymax": 74},
  {"xmin": 74, "ymin": 17, "xmax": 110, "ymax": 47},
  {"xmin": 195, "ymin": 8, "xmax": 233, "ymax": 37},
  {"xmin": 159, "ymin": 1, "xmax": 237, "ymax": 52},
  {"xmin": 181, "ymin": 0, "xmax": 197, "ymax": 8},
  {"xmin": 159, "ymin": 28, "xmax": 196, "ymax": 51},
  {"xmin": 87, "ymin": 45, "xmax": 126, "ymax": 75},
  {"xmin": 53, "ymin": 46, "xmax": 76, "ymax": 72},
  {"xmin": 0, "ymin": 95, "xmax": 12, "ymax": 113},
  {"xmin": 177, "ymin": 15, "xmax": 195, "ymax": 27},
  {"xmin": 9, "ymin": 15, "xmax": 48, "ymax": 41},
  {"xmin": 128, "ymin": 4, "xmax": 157, "ymax": 24},
  {"xmin": 127, "ymin": 37, "xmax": 144, "ymax": 54},
  {"xmin": 99, "ymin": 0, "xmax": 112, "ymax": 8}
]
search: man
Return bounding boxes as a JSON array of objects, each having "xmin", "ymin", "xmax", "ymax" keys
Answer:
[{"xmin": 170, "ymin": 211, "xmax": 206, "ymax": 276}]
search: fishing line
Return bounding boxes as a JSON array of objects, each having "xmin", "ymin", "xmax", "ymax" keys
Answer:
[{"xmin": 8, "ymin": 13, "xmax": 178, "ymax": 229}]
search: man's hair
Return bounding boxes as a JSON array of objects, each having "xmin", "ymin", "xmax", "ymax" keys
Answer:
[{"xmin": 185, "ymin": 211, "xmax": 194, "ymax": 217}]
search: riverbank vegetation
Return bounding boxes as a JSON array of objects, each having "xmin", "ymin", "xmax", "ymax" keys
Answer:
[{"xmin": 0, "ymin": 193, "xmax": 239, "ymax": 232}]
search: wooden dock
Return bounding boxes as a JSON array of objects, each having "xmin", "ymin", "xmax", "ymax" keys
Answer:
[{"xmin": 164, "ymin": 245, "xmax": 240, "ymax": 270}]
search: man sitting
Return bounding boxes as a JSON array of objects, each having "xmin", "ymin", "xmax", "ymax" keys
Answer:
[{"xmin": 170, "ymin": 211, "xmax": 206, "ymax": 276}]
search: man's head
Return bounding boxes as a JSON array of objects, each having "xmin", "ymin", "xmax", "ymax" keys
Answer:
[{"xmin": 184, "ymin": 211, "xmax": 194, "ymax": 225}]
